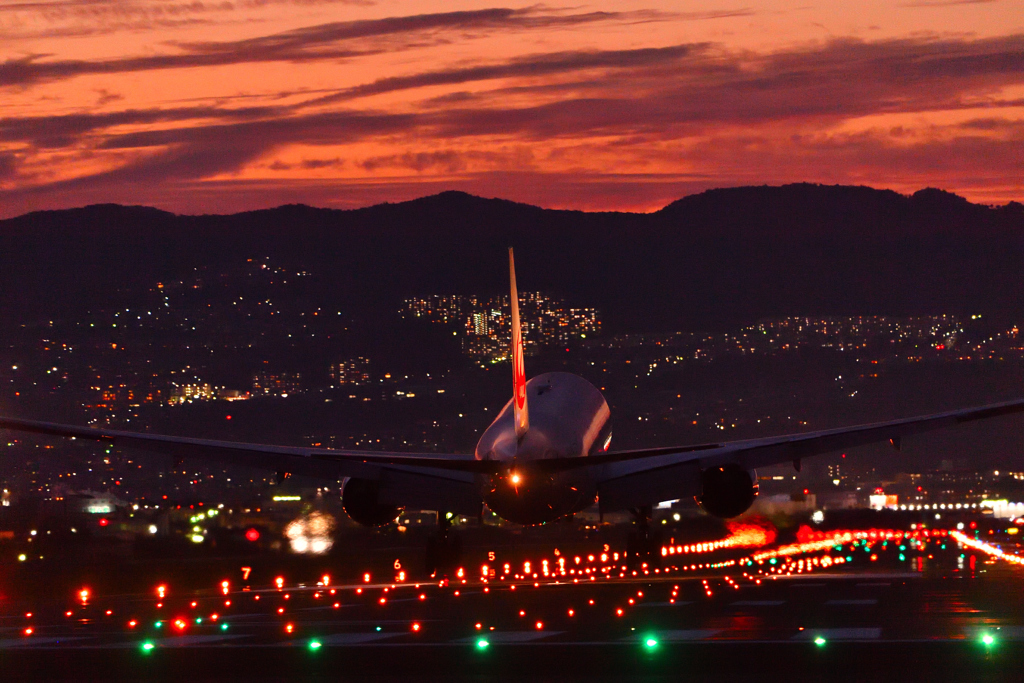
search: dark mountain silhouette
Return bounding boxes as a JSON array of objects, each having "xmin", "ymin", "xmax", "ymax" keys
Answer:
[{"xmin": 2, "ymin": 184, "xmax": 1022, "ymax": 332}]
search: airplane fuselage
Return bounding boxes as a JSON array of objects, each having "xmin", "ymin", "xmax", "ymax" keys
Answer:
[{"xmin": 475, "ymin": 371, "xmax": 611, "ymax": 524}]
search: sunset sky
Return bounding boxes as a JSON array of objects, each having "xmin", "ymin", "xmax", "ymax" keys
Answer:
[{"xmin": 1, "ymin": 0, "xmax": 1022, "ymax": 217}]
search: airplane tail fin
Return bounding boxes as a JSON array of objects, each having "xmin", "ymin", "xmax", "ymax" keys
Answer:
[{"xmin": 509, "ymin": 248, "xmax": 529, "ymax": 440}]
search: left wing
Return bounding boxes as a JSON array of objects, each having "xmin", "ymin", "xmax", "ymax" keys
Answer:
[
  {"xmin": 586, "ymin": 398, "xmax": 1024, "ymax": 511},
  {"xmin": 0, "ymin": 415, "xmax": 498, "ymax": 514}
]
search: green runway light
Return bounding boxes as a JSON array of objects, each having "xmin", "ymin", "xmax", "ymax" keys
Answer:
[
  {"xmin": 195, "ymin": 618, "xmax": 202, "ymax": 624},
  {"xmin": 899, "ymin": 554, "xmax": 906, "ymax": 561},
  {"xmin": 309, "ymin": 640, "xmax": 322, "ymax": 650},
  {"xmin": 141, "ymin": 641, "xmax": 155, "ymax": 652},
  {"xmin": 220, "ymin": 623, "xmax": 229, "ymax": 631},
  {"xmin": 813, "ymin": 637, "xmax": 826, "ymax": 647},
  {"xmin": 476, "ymin": 638, "xmax": 490, "ymax": 650},
  {"xmin": 644, "ymin": 637, "xmax": 659, "ymax": 649},
  {"xmin": 154, "ymin": 621, "xmax": 162, "ymax": 628},
  {"xmin": 376, "ymin": 626, "xmax": 382, "ymax": 632},
  {"xmin": 981, "ymin": 634, "xmax": 995, "ymax": 646}
]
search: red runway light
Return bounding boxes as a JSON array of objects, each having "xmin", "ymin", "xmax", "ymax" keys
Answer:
[
  {"xmin": 190, "ymin": 602, "xmax": 197, "ymax": 608},
  {"xmin": 535, "ymin": 621, "xmax": 543, "ymax": 630},
  {"xmin": 285, "ymin": 623, "xmax": 294, "ymax": 634},
  {"xmin": 128, "ymin": 620, "xmax": 137, "ymax": 628},
  {"xmin": 333, "ymin": 603, "xmax": 340, "ymax": 609},
  {"xmin": 568, "ymin": 609, "xmax": 574, "ymax": 617},
  {"xmin": 25, "ymin": 612, "xmax": 32, "ymax": 619},
  {"xmin": 412, "ymin": 623, "xmax": 421, "ymax": 632},
  {"xmin": 277, "ymin": 607, "xmax": 285, "ymax": 614},
  {"xmin": 519, "ymin": 610, "xmax": 525, "ymax": 617},
  {"xmin": 475, "ymin": 623, "xmax": 482, "ymax": 630},
  {"xmin": 24, "ymin": 627, "xmax": 33, "ymax": 636},
  {"xmin": 245, "ymin": 528, "xmax": 260, "ymax": 542}
]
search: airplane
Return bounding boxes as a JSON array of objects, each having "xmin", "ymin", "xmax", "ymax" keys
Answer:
[{"xmin": 2, "ymin": 248, "xmax": 1024, "ymax": 573}]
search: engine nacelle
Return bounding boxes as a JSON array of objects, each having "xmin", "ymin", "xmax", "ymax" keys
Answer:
[
  {"xmin": 342, "ymin": 478, "xmax": 403, "ymax": 527},
  {"xmin": 695, "ymin": 465, "xmax": 758, "ymax": 518}
]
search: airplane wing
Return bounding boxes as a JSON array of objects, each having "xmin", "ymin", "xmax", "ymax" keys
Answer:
[
  {"xmin": 4, "ymin": 397, "xmax": 1024, "ymax": 516},
  {"xmin": 0, "ymin": 415, "xmax": 497, "ymax": 515},
  {"xmin": 586, "ymin": 398, "xmax": 1024, "ymax": 511}
]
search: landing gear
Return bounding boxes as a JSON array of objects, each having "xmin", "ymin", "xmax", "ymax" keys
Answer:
[
  {"xmin": 425, "ymin": 512, "xmax": 462, "ymax": 577},
  {"xmin": 625, "ymin": 505, "xmax": 662, "ymax": 569}
]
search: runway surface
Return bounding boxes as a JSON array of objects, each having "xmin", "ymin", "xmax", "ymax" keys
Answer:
[{"xmin": 2, "ymin": 525, "xmax": 1024, "ymax": 680}]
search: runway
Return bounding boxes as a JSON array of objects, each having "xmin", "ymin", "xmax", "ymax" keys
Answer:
[{"xmin": 2, "ymin": 525, "xmax": 1024, "ymax": 680}]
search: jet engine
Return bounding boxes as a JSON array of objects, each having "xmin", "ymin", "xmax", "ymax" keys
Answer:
[
  {"xmin": 341, "ymin": 478, "xmax": 403, "ymax": 527},
  {"xmin": 695, "ymin": 464, "xmax": 758, "ymax": 518}
]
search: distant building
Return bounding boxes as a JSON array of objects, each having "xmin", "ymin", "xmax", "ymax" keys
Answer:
[
  {"xmin": 472, "ymin": 313, "xmax": 489, "ymax": 336},
  {"xmin": 169, "ymin": 382, "xmax": 215, "ymax": 404},
  {"xmin": 253, "ymin": 372, "xmax": 302, "ymax": 396},
  {"xmin": 329, "ymin": 358, "xmax": 370, "ymax": 386},
  {"xmin": 403, "ymin": 292, "xmax": 600, "ymax": 363}
]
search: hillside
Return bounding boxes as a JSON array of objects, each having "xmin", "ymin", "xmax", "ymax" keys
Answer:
[{"xmin": 2, "ymin": 184, "xmax": 1022, "ymax": 332}]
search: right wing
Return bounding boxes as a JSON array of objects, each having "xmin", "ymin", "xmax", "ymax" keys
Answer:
[{"xmin": 583, "ymin": 398, "xmax": 1024, "ymax": 511}]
